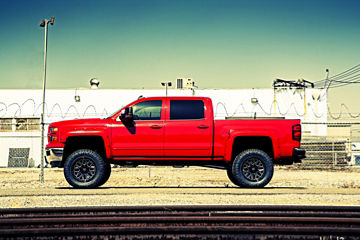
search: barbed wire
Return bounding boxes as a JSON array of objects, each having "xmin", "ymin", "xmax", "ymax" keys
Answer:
[
  {"xmin": 214, "ymin": 98, "xmax": 324, "ymax": 118},
  {"xmin": 1, "ymin": 98, "xmax": 360, "ymax": 120},
  {"xmin": 0, "ymin": 99, "xmax": 110, "ymax": 119},
  {"xmin": 327, "ymin": 104, "xmax": 360, "ymax": 120}
]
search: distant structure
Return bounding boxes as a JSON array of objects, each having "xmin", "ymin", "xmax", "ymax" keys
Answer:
[{"xmin": 176, "ymin": 78, "xmax": 194, "ymax": 89}]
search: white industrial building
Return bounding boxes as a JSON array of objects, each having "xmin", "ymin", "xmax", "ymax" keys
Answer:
[{"xmin": 0, "ymin": 87, "xmax": 327, "ymax": 167}]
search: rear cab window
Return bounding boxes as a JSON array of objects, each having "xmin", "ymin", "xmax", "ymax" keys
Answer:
[{"xmin": 170, "ymin": 100, "xmax": 204, "ymax": 120}]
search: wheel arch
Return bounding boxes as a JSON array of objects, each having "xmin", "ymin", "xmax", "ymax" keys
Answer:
[
  {"xmin": 231, "ymin": 136, "xmax": 274, "ymax": 162},
  {"xmin": 61, "ymin": 136, "xmax": 108, "ymax": 167}
]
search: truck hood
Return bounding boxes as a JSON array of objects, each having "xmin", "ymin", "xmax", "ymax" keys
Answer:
[{"xmin": 50, "ymin": 118, "xmax": 108, "ymax": 127}]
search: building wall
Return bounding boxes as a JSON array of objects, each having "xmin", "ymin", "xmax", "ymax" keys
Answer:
[{"xmin": 0, "ymin": 132, "xmax": 40, "ymax": 167}]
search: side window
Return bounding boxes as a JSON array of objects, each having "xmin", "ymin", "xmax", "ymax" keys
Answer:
[
  {"xmin": 170, "ymin": 100, "xmax": 204, "ymax": 120},
  {"xmin": 132, "ymin": 100, "xmax": 162, "ymax": 120}
]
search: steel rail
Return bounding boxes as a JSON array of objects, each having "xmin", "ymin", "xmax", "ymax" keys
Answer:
[
  {"xmin": 1, "ymin": 226, "xmax": 360, "ymax": 237},
  {"xmin": 3, "ymin": 212, "xmax": 360, "ymax": 220},
  {"xmin": 2, "ymin": 207, "xmax": 360, "ymax": 219},
  {"xmin": 1, "ymin": 215, "xmax": 360, "ymax": 225},
  {"xmin": 1, "ymin": 205, "xmax": 360, "ymax": 214}
]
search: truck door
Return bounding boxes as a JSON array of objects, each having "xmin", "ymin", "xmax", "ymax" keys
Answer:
[
  {"xmin": 164, "ymin": 99, "xmax": 212, "ymax": 157},
  {"xmin": 111, "ymin": 100, "xmax": 164, "ymax": 157}
]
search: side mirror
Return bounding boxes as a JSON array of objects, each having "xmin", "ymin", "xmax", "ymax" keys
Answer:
[{"xmin": 120, "ymin": 107, "xmax": 134, "ymax": 125}]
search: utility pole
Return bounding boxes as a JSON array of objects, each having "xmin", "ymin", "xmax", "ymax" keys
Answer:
[
  {"xmin": 39, "ymin": 16, "xmax": 55, "ymax": 183},
  {"xmin": 324, "ymin": 68, "xmax": 329, "ymax": 89}
]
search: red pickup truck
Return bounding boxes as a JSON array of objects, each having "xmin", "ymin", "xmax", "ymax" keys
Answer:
[{"xmin": 46, "ymin": 96, "xmax": 305, "ymax": 188}]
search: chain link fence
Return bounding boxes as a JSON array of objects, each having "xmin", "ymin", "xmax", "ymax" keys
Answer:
[
  {"xmin": 301, "ymin": 136, "xmax": 351, "ymax": 167},
  {"xmin": 301, "ymin": 122, "xmax": 360, "ymax": 167},
  {"xmin": 1, "ymin": 120, "xmax": 360, "ymax": 168}
]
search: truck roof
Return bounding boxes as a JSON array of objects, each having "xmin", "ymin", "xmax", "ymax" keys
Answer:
[{"xmin": 139, "ymin": 96, "xmax": 211, "ymax": 101}]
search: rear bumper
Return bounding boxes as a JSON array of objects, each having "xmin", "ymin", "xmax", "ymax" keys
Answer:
[
  {"xmin": 45, "ymin": 148, "xmax": 63, "ymax": 167},
  {"xmin": 293, "ymin": 148, "xmax": 306, "ymax": 163}
]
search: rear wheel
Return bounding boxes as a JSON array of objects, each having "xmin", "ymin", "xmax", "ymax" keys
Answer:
[
  {"xmin": 64, "ymin": 149, "xmax": 105, "ymax": 188},
  {"xmin": 231, "ymin": 149, "xmax": 273, "ymax": 188},
  {"xmin": 226, "ymin": 167, "xmax": 239, "ymax": 185}
]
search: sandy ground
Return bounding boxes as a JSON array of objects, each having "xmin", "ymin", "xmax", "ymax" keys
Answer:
[{"xmin": 0, "ymin": 166, "xmax": 360, "ymax": 208}]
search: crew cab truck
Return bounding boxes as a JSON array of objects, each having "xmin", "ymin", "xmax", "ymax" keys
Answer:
[{"xmin": 46, "ymin": 96, "xmax": 305, "ymax": 188}]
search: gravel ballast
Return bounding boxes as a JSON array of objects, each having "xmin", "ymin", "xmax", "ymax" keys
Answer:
[{"xmin": 1, "ymin": 166, "xmax": 359, "ymax": 208}]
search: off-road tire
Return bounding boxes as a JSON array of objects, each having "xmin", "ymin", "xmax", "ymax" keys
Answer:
[
  {"xmin": 231, "ymin": 149, "xmax": 274, "ymax": 188},
  {"xmin": 64, "ymin": 149, "xmax": 105, "ymax": 189},
  {"xmin": 99, "ymin": 163, "xmax": 111, "ymax": 186},
  {"xmin": 226, "ymin": 167, "xmax": 240, "ymax": 185}
]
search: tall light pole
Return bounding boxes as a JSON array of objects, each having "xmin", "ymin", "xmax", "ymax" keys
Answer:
[
  {"xmin": 161, "ymin": 82, "xmax": 172, "ymax": 96},
  {"xmin": 39, "ymin": 16, "xmax": 54, "ymax": 183}
]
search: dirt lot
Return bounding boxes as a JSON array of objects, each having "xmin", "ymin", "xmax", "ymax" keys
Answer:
[{"xmin": 0, "ymin": 166, "xmax": 360, "ymax": 208}]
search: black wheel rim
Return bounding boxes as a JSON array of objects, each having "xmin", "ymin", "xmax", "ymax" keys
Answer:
[
  {"xmin": 241, "ymin": 158, "xmax": 265, "ymax": 182},
  {"xmin": 72, "ymin": 158, "xmax": 96, "ymax": 182}
]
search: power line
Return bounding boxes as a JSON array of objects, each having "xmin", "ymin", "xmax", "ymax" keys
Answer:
[
  {"xmin": 328, "ymin": 64, "xmax": 360, "ymax": 80},
  {"xmin": 326, "ymin": 74, "xmax": 360, "ymax": 89},
  {"xmin": 314, "ymin": 64, "xmax": 360, "ymax": 85},
  {"xmin": 314, "ymin": 64, "xmax": 360, "ymax": 89}
]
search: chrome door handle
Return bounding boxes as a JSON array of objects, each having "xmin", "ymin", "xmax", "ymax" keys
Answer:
[
  {"xmin": 197, "ymin": 125, "xmax": 209, "ymax": 129},
  {"xmin": 150, "ymin": 125, "xmax": 162, "ymax": 129}
]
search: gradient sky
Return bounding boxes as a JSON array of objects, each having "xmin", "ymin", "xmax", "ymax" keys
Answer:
[{"xmin": 0, "ymin": 0, "xmax": 359, "ymax": 111}]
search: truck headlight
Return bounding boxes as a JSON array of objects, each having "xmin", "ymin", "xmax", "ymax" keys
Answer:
[
  {"xmin": 50, "ymin": 127, "xmax": 58, "ymax": 133},
  {"xmin": 50, "ymin": 136, "xmax": 58, "ymax": 142}
]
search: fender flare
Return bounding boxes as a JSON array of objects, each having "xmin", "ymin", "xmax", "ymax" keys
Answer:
[{"xmin": 224, "ymin": 130, "xmax": 279, "ymax": 162}]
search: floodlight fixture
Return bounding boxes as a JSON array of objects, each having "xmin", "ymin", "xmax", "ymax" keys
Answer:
[
  {"xmin": 40, "ymin": 16, "xmax": 55, "ymax": 27},
  {"xmin": 74, "ymin": 95, "xmax": 81, "ymax": 102},
  {"xmin": 90, "ymin": 78, "xmax": 100, "ymax": 89},
  {"xmin": 161, "ymin": 82, "xmax": 172, "ymax": 96},
  {"xmin": 49, "ymin": 16, "xmax": 55, "ymax": 25},
  {"xmin": 251, "ymin": 98, "xmax": 258, "ymax": 104},
  {"xmin": 74, "ymin": 89, "xmax": 81, "ymax": 102}
]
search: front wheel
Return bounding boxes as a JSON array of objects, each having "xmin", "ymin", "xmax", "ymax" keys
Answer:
[
  {"xmin": 64, "ymin": 149, "xmax": 105, "ymax": 188},
  {"xmin": 231, "ymin": 149, "xmax": 274, "ymax": 188},
  {"xmin": 99, "ymin": 163, "xmax": 111, "ymax": 187}
]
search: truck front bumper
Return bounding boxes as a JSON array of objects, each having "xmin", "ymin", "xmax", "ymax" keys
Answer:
[
  {"xmin": 45, "ymin": 148, "xmax": 63, "ymax": 167},
  {"xmin": 293, "ymin": 148, "xmax": 306, "ymax": 163}
]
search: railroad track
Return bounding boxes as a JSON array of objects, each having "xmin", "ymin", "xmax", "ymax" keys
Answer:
[{"xmin": 0, "ymin": 205, "xmax": 359, "ymax": 239}]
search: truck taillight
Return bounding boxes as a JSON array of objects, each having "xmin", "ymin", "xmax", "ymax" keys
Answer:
[{"xmin": 292, "ymin": 124, "xmax": 301, "ymax": 141}]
